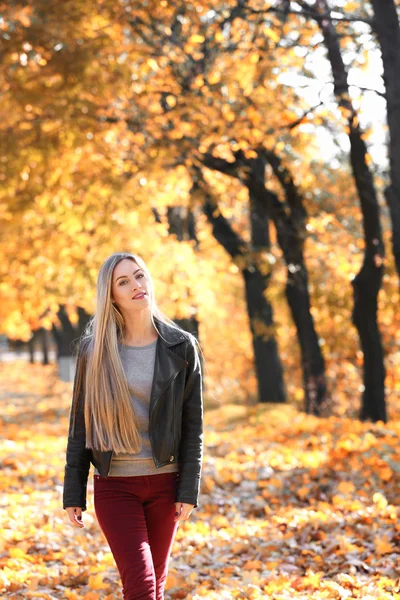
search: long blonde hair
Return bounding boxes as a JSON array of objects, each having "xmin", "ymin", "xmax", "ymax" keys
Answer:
[{"xmin": 71, "ymin": 251, "xmax": 202, "ymax": 453}]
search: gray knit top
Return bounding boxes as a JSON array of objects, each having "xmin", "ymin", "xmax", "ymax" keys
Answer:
[{"xmin": 93, "ymin": 337, "xmax": 179, "ymax": 477}]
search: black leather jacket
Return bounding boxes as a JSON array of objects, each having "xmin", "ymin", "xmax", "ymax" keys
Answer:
[{"xmin": 63, "ymin": 318, "xmax": 203, "ymax": 511}]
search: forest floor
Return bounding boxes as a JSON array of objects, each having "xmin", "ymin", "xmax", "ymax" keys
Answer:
[{"xmin": 1, "ymin": 360, "xmax": 400, "ymax": 599}]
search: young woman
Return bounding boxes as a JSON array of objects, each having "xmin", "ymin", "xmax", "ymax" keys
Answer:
[{"xmin": 63, "ymin": 251, "xmax": 204, "ymax": 600}]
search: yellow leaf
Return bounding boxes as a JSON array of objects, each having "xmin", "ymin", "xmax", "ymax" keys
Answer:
[
  {"xmin": 374, "ymin": 534, "xmax": 393, "ymax": 555},
  {"xmin": 88, "ymin": 574, "xmax": 108, "ymax": 590},
  {"xmin": 337, "ymin": 480, "xmax": 355, "ymax": 494},
  {"xmin": 9, "ymin": 548, "xmax": 27, "ymax": 558},
  {"xmin": 189, "ymin": 34, "xmax": 205, "ymax": 44},
  {"xmin": 372, "ymin": 492, "xmax": 388, "ymax": 510},
  {"xmin": 147, "ymin": 58, "xmax": 159, "ymax": 70},
  {"xmin": 264, "ymin": 27, "xmax": 280, "ymax": 43},
  {"xmin": 208, "ymin": 71, "xmax": 221, "ymax": 85},
  {"xmin": 296, "ymin": 486, "xmax": 309, "ymax": 500},
  {"xmin": 166, "ymin": 95, "xmax": 176, "ymax": 107}
]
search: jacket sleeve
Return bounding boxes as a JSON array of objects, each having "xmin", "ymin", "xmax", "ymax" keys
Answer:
[
  {"xmin": 62, "ymin": 341, "xmax": 91, "ymax": 511},
  {"xmin": 177, "ymin": 335, "xmax": 204, "ymax": 509}
]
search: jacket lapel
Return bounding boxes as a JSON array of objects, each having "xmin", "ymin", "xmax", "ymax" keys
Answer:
[{"xmin": 149, "ymin": 319, "xmax": 188, "ymax": 418}]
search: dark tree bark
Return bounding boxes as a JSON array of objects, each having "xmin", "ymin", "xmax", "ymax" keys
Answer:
[
  {"xmin": 167, "ymin": 206, "xmax": 186, "ymax": 241},
  {"xmin": 52, "ymin": 305, "xmax": 77, "ymax": 359},
  {"xmin": 175, "ymin": 317, "xmax": 199, "ymax": 339},
  {"xmin": 191, "ymin": 172, "xmax": 286, "ymax": 404},
  {"xmin": 41, "ymin": 327, "xmax": 49, "ymax": 365},
  {"xmin": 52, "ymin": 305, "xmax": 93, "ymax": 381},
  {"xmin": 260, "ymin": 150, "xmax": 328, "ymax": 414},
  {"xmin": 77, "ymin": 306, "xmax": 92, "ymax": 336},
  {"xmin": 28, "ymin": 328, "xmax": 50, "ymax": 364},
  {"xmin": 154, "ymin": 204, "xmax": 201, "ymax": 339},
  {"xmin": 28, "ymin": 335, "xmax": 35, "ymax": 364},
  {"xmin": 203, "ymin": 150, "xmax": 328, "ymax": 414},
  {"xmin": 314, "ymin": 0, "xmax": 386, "ymax": 422},
  {"xmin": 246, "ymin": 160, "xmax": 287, "ymax": 405},
  {"xmin": 370, "ymin": 0, "xmax": 400, "ymax": 283}
]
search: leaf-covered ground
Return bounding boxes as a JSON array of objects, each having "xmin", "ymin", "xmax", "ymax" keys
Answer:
[{"xmin": 1, "ymin": 361, "xmax": 400, "ymax": 599}]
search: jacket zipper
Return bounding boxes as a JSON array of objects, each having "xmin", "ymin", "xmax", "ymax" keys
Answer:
[
  {"xmin": 171, "ymin": 389, "xmax": 175, "ymax": 457},
  {"xmin": 154, "ymin": 369, "xmax": 181, "ymax": 468}
]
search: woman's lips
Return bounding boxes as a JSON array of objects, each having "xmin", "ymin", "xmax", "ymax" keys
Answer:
[{"xmin": 132, "ymin": 293, "xmax": 146, "ymax": 299}]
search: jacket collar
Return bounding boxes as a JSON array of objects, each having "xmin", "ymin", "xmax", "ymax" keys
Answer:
[
  {"xmin": 149, "ymin": 317, "xmax": 188, "ymax": 419},
  {"xmin": 153, "ymin": 317, "xmax": 186, "ymax": 347}
]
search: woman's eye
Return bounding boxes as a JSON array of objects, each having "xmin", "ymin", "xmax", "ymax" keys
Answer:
[{"xmin": 119, "ymin": 274, "xmax": 144, "ymax": 285}]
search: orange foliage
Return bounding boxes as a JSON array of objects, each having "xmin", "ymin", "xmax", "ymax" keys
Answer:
[{"xmin": 1, "ymin": 362, "xmax": 400, "ymax": 598}]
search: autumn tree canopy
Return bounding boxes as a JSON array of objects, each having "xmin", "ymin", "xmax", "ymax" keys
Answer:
[{"xmin": 1, "ymin": 0, "xmax": 400, "ymax": 417}]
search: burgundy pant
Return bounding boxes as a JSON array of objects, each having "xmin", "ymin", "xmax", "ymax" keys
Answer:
[{"xmin": 94, "ymin": 472, "xmax": 180, "ymax": 600}]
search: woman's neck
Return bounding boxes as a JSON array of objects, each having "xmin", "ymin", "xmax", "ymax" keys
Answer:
[{"xmin": 122, "ymin": 319, "xmax": 158, "ymax": 346}]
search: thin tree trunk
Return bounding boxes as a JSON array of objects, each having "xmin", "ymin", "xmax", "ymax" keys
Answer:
[
  {"xmin": 28, "ymin": 336, "xmax": 35, "ymax": 364},
  {"xmin": 165, "ymin": 204, "xmax": 200, "ymax": 337},
  {"xmin": 315, "ymin": 0, "xmax": 386, "ymax": 421},
  {"xmin": 41, "ymin": 327, "xmax": 49, "ymax": 365},
  {"xmin": 77, "ymin": 306, "xmax": 93, "ymax": 336},
  {"xmin": 52, "ymin": 305, "xmax": 93, "ymax": 382},
  {"xmin": 248, "ymin": 163, "xmax": 286, "ymax": 404},
  {"xmin": 194, "ymin": 176, "xmax": 286, "ymax": 403},
  {"xmin": 370, "ymin": 0, "xmax": 400, "ymax": 283},
  {"xmin": 259, "ymin": 150, "xmax": 328, "ymax": 414},
  {"xmin": 242, "ymin": 267, "xmax": 286, "ymax": 403}
]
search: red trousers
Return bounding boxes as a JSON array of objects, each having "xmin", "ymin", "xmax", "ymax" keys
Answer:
[{"xmin": 94, "ymin": 471, "xmax": 180, "ymax": 600}]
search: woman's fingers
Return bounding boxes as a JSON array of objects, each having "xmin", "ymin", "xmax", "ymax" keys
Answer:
[
  {"xmin": 66, "ymin": 507, "xmax": 85, "ymax": 527},
  {"xmin": 174, "ymin": 502, "xmax": 193, "ymax": 521}
]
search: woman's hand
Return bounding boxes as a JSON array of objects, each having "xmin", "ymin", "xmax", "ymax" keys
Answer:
[
  {"xmin": 174, "ymin": 502, "xmax": 194, "ymax": 522},
  {"xmin": 65, "ymin": 507, "xmax": 85, "ymax": 528}
]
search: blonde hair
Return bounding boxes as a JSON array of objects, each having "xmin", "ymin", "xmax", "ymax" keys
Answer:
[{"xmin": 70, "ymin": 251, "xmax": 203, "ymax": 453}]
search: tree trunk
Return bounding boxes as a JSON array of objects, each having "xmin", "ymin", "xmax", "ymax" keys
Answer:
[
  {"xmin": 285, "ymin": 272, "xmax": 327, "ymax": 414},
  {"xmin": 165, "ymin": 204, "xmax": 201, "ymax": 337},
  {"xmin": 315, "ymin": 0, "xmax": 386, "ymax": 421},
  {"xmin": 257, "ymin": 150, "xmax": 328, "ymax": 414},
  {"xmin": 203, "ymin": 151, "xmax": 327, "ymax": 413},
  {"xmin": 41, "ymin": 327, "xmax": 49, "ymax": 365},
  {"xmin": 370, "ymin": 0, "xmax": 400, "ymax": 283},
  {"xmin": 28, "ymin": 336, "xmax": 35, "ymax": 364},
  {"xmin": 52, "ymin": 305, "xmax": 93, "ymax": 382},
  {"xmin": 77, "ymin": 306, "xmax": 93, "ymax": 337},
  {"xmin": 243, "ymin": 267, "xmax": 286, "ymax": 403},
  {"xmin": 248, "ymin": 163, "xmax": 286, "ymax": 404},
  {"xmin": 197, "ymin": 178, "xmax": 286, "ymax": 403}
]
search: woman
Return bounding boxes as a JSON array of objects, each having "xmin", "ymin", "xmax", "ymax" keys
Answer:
[{"xmin": 63, "ymin": 251, "xmax": 204, "ymax": 600}]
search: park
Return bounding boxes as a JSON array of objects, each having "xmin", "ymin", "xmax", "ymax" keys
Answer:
[{"xmin": 1, "ymin": 1, "xmax": 400, "ymax": 598}]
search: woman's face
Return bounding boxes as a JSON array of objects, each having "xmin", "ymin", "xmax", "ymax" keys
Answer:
[{"xmin": 111, "ymin": 259, "xmax": 151, "ymax": 312}]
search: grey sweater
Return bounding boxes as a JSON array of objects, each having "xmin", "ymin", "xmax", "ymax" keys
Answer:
[{"xmin": 93, "ymin": 338, "xmax": 179, "ymax": 477}]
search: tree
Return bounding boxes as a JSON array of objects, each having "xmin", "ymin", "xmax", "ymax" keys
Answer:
[
  {"xmin": 192, "ymin": 166, "xmax": 286, "ymax": 404},
  {"xmin": 370, "ymin": 0, "xmax": 400, "ymax": 283},
  {"xmin": 202, "ymin": 148, "xmax": 327, "ymax": 413},
  {"xmin": 273, "ymin": 0, "xmax": 386, "ymax": 421}
]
